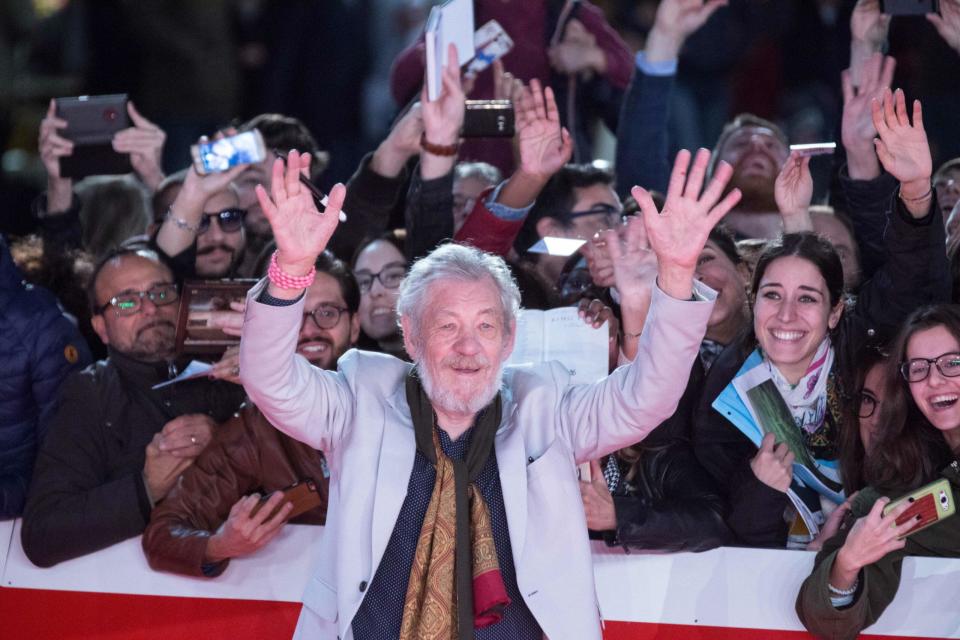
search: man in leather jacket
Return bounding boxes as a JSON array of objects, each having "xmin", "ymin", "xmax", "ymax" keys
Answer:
[{"xmin": 141, "ymin": 252, "xmax": 359, "ymax": 576}]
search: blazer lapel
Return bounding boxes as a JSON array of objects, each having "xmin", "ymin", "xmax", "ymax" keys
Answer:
[
  {"xmin": 495, "ymin": 397, "xmax": 527, "ymax": 563},
  {"xmin": 371, "ymin": 383, "xmax": 417, "ymax": 568}
]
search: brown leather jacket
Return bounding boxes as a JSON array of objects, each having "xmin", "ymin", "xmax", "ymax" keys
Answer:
[{"xmin": 142, "ymin": 404, "xmax": 328, "ymax": 577}]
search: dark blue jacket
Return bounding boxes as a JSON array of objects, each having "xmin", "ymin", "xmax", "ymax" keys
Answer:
[{"xmin": 0, "ymin": 234, "xmax": 91, "ymax": 518}]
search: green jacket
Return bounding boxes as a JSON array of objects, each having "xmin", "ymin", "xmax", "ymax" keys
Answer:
[{"xmin": 795, "ymin": 460, "xmax": 960, "ymax": 639}]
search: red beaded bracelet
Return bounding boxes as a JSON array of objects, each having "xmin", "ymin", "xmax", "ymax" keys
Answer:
[{"xmin": 268, "ymin": 251, "xmax": 316, "ymax": 290}]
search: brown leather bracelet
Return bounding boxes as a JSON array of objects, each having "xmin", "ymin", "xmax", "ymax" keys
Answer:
[{"xmin": 420, "ymin": 132, "xmax": 459, "ymax": 157}]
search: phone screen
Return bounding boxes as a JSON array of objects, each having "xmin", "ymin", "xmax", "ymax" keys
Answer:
[{"xmin": 196, "ymin": 131, "xmax": 265, "ymax": 173}]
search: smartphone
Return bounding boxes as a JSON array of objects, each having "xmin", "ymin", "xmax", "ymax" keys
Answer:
[
  {"xmin": 465, "ymin": 20, "xmax": 514, "ymax": 77},
  {"xmin": 54, "ymin": 94, "xmax": 133, "ymax": 179},
  {"xmin": 789, "ymin": 143, "xmax": 837, "ymax": 158},
  {"xmin": 462, "ymin": 100, "xmax": 515, "ymax": 138},
  {"xmin": 190, "ymin": 130, "xmax": 266, "ymax": 175},
  {"xmin": 249, "ymin": 479, "xmax": 323, "ymax": 521},
  {"xmin": 883, "ymin": 477, "xmax": 956, "ymax": 537},
  {"xmin": 880, "ymin": 0, "xmax": 938, "ymax": 15}
]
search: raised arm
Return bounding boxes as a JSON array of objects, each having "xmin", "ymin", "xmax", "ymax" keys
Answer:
[
  {"xmin": 615, "ymin": 0, "xmax": 726, "ymax": 197},
  {"xmin": 238, "ymin": 152, "xmax": 354, "ymax": 451},
  {"xmin": 562, "ymin": 149, "xmax": 741, "ymax": 461}
]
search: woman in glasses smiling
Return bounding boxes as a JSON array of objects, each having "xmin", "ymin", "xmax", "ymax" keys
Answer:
[
  {"xmin": 797, "ymin": 305, "xmax": 960, "ymax": 639},
  {"xmin": 351, "ymin": 232, "xmax": 408, "ymax": 360}
]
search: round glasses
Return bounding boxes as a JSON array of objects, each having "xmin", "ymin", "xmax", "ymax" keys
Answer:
[
  {"xmin": 354, "ymin": 263, "xmax": 406, "ymax": 294},
  {"xmin": 96, "ymin": 283, "xmax": 180, "ymax": 317},
  {"xmin": 858, "ymin": 392, "xmax": 879, "ymax": 419},
  {"xmin": 304, "ymin": 304, "xmax": 350, "ymax": 330},
  {"xmin": 900, "ymin": 352, "xmax": 960, "ymax": 383},
  {"xmin": 198, "ymin": 208, "xmax": 246, "ymax": 235}
]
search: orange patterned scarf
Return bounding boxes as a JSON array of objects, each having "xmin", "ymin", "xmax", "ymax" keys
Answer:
[{"xmin": 400, "ymin": 373, "xmax": 510, "ymax": 640}]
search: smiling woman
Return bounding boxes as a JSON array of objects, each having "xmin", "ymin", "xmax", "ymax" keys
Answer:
[
  {"xmin": 693, "ymin": 221, "xmax": 948, "ymax": 549},
  {"xmin": 796, "ymin": 305, "xmax": 960, "ymax": 639}
]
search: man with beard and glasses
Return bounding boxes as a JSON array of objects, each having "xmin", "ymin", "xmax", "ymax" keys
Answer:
[
  {"xmin": 238, "ymin": 147, "xmax": 739, "ymax": 639},
  {"xmin": 154, "ymin": 156, "xmax": 249, "ymax": 280},
  {"xmin": 142, "ymin": 251, "xmax": 359, "ymax": 578},
  {"xmin": 709, "ymin": 114, "xmax": 791, "ymax": 240},
  {"xmin": 21, "ymin": 247, "xmax": 245, "ymax": 568}
]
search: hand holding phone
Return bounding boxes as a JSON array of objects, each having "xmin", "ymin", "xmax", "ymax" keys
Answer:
[
  {"xmin": 191, "ymin": 130, "xmax": 267, "ymax": 175},
  {"xmin": 880, "ymin": 0, "xmax": 938, "ymax": 15},
  {"xmin": 54, "ymin": 94, "xmax": 133, "ymax": 179},
  {"xmin": 883, "ymin": 477, "xmax": 956, "ymax": 537},
  {"xmin": 249, "ymin": 479, "xmax": 323, "ymax": 521}
]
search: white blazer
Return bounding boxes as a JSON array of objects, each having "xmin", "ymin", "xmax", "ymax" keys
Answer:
[{"xmin": 239, "ymin": 279, "xmax": 715, "ymax": 639}]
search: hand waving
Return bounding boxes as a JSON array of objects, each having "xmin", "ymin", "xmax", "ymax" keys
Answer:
[
  {"xmin": 841, "ymin": 52, "xmax": 896, "ymax": 179},
  {"xmin": 774, "ymin": 151, "xmax": 814, "ymax": 231},
  {"xmin": 631, "ymin": 149, "xmax": 741, "ymax": 299},
  {"xmin": 928, "ymin": 0, "xmax": 960, "ymax": 54},
  {"xmin": 516, "ymin": 79, "xmax": 573, "ymax": 180},
  {"xmin": 255, "ymin": 150, "xmax": 345, "ymax": 276},
  {"xmin": 603, "ymin": 216, "xmax": 659, "ymax": 303},
  {"xmin": 871, "ymin": 88, "xmax": 932, "ymax": 210}
]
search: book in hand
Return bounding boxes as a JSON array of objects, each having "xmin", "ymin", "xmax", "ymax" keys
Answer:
[
  {"xmin": 507, "ymin": 307, "xmax": 609, "ymax": 385},
  {"xmin": 425, "ymin": 0, "xmax": 475, "ymax": 101}
]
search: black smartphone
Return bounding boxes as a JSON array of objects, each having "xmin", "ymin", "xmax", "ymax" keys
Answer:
[
  {"xmin": 462, "ymin": 100, "xmax": 515, "ymax": 138},
  {"xmin": 880, "ymin": 0, "xmax": 938, "ymax": 15},
  {"xmin": 54, "ymin": 94, "xmax": 133, "ymax": 179}
]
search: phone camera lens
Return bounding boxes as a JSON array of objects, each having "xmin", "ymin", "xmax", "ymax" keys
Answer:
[{"xmin": 103, "ymin": 108, "xmax": 118, "ymax": 123}]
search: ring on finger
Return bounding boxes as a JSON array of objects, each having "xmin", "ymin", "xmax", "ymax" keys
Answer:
[
  {"xmin": 233, "ymin": 366, "xmax": 241, "ymax": 376},
  {"xmin": 190, "ymin": 435, "xmax": 198, "ymax": 445}
]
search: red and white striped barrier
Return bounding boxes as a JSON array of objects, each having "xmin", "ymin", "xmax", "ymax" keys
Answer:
[{"xmin": 2, "ymin": 519, "xmax": 958, "ymax": 639}]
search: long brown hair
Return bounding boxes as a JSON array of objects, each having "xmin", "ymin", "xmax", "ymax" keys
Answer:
[
  {"xmin": 837, "ymin": 346, "xmax": 887, "ymax": 495},
  {"xmin": 865, "ymin": 305, "xmax": 960, "ymax": 493}
]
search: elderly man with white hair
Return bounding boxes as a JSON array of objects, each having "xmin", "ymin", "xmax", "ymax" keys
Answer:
[{"xmin": 239, "ymin": 145, "xmax": 741, "ymax": 640}]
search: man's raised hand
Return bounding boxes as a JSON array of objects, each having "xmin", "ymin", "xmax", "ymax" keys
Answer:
[
  {"xmin": 255, "ymin": 150, "xmax": 346, "ymax": 279},
  {"xmin": 112, "ymin": 102, "xmax": 166, "ymax": 191},
  {"xmin": 516, "ymin": 79, "xmax": 573, "ymax": 180},
  {"xmin": 631, "ymin": 149, "xmax": 741, "ymax": 299},
  {"xmin": 871, "ymin": 88, "xmax": 933, "ymax": 217},
  {"xmin": 774, "ymin": 151, "xmax": 814, "ymax": 232},
  {"xmin": 841, "ymin": 52, "xmax": 896, "ymax": 179}
]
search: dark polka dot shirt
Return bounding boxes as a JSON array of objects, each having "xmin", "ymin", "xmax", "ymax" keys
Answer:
[{"xmin": 351, "ymin": 427, "xmax": 542, "ymax": 639}]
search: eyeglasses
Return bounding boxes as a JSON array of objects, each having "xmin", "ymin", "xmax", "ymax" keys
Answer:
[
  {"xmin": 900, "ymin": 351, "xmax": 960, "ymax": 383},
  {"xmin": 567, "ymin": 203, "xmax": 622, "ymax": 230},
  {"xmin": 858, "ymin": 391, "xmax": 879, "ymax": 419},
  {"xmin": 198, "ymin": 208, "xmax": 246, "ymax": 235},
  {"xmin": 354, "ymin": 263, "xmax": 406, "ymax": 294},
  {"xmin": 304, "ymin": 304, "xmax": 350, "ymax": 330},
  {"xmin": 96, "ymin": 283, "xmax": 180, "ymax": 316}
]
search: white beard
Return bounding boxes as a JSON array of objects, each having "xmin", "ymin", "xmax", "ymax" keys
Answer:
[{"xmin": 416, "ymin": 356, "xmax": 505, "ymax": 416}]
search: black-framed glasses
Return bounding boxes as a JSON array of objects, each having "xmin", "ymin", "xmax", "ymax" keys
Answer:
[
  {"xmin": 96, "ymin": 283, "xmax": 180, "ymax": 316},
  {"xmin": 304, "ymin": 304, "xmax": 350, "ymax": 330},
  {"xmin": 900, "ymin": 351, "xmax": 960, "ymax": 383},
  {"xmin": 198, "ymin": 208, "xmax": 246, "ymax": 235},
  {"xmin": 568, "ymin": 203, "xmax": 622, "ymax": 225},
  {"xmin": 354, "ymin": 263, "xmax": 406, "ymax": 294},
  {"xmin": 858, "ymin": 391, "xmax": 879, "ymax": 419}
]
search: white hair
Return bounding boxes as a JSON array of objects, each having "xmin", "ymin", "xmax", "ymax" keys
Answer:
[{"xmin": 396, "ymin": 243, "xmax": 520, "ymax": 350}]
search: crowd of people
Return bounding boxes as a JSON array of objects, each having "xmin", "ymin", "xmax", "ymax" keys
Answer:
[{"xmin": 3, "ymin": 0, "xmax": 960, "ymax": 638}]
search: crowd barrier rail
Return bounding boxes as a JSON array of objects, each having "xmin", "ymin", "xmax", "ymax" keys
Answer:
[{"xmin": 1, "ymin": 518, "xmax": 958, "ymax": 639}]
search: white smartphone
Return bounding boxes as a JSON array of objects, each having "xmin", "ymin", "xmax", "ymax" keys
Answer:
[
  {"xmin": 789, "ymin": 142, "xmax": 837, "ymax": 158},
  {"xmin": 466, "ymin": 20, "xmax": 514, "ymax": 77},
  {"xmin": 191, "ymin": 130, "xmax": 267, "ymax": 175}
]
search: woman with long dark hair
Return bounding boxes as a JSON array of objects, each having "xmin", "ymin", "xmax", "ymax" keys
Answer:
[{"xmin": 796, "ymin": 305, "xmax": 960, "ymax": 638}]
